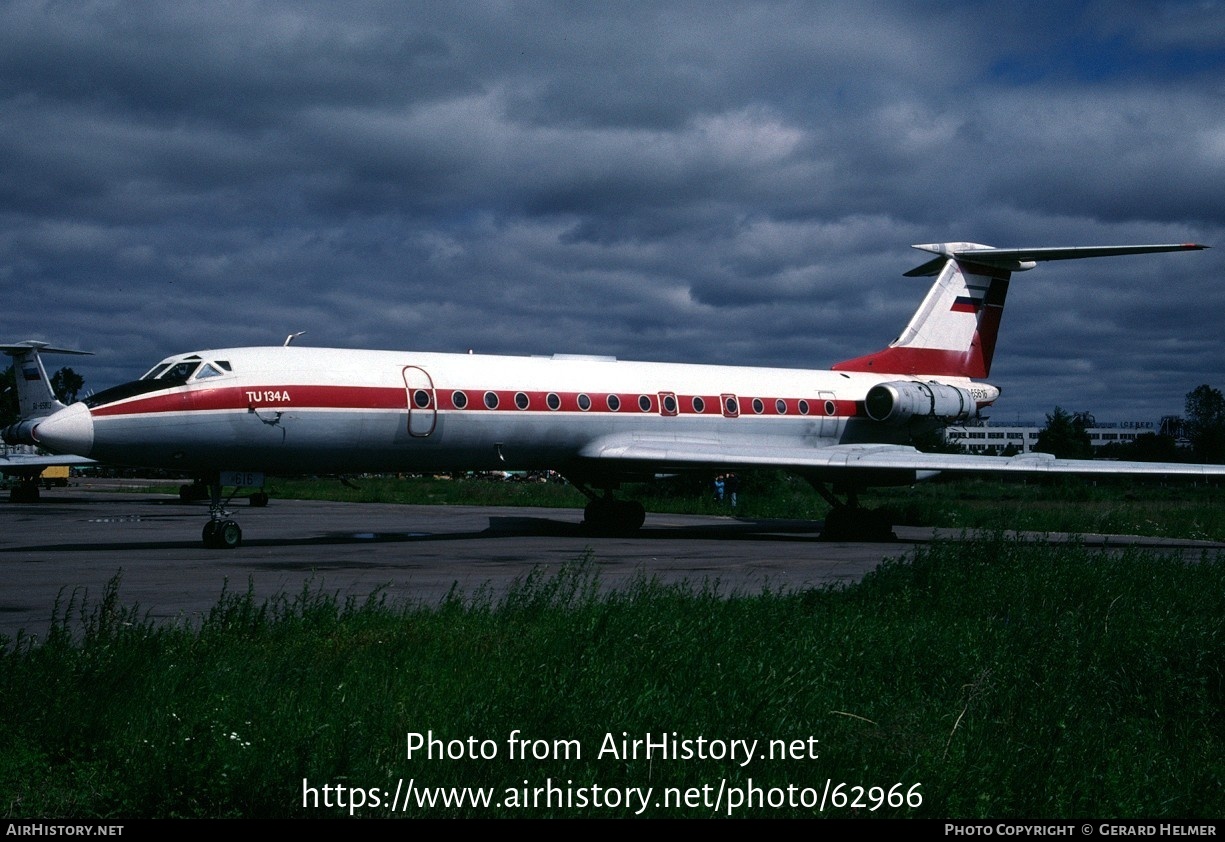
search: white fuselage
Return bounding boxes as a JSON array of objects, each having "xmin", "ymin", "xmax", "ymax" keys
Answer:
[{"xmin": 39, "ymin": 345, "xmax": 996, "ymax": 478}]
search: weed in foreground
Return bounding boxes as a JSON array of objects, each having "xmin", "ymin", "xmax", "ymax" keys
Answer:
[{"xmin": 2, "ymin": 539, "xmax": 1222, "ymax": 818}]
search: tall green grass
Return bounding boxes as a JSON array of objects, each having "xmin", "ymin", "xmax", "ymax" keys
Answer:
[{"xmin": 3, "ymin": 538, "xmax": 1222, "ymax": 818}]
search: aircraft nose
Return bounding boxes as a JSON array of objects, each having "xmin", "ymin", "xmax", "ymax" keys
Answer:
[{"xmin": 33, "ymin": 402, "xmax": 95, "ymax": 457}]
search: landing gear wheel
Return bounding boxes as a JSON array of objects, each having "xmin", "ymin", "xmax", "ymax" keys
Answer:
[
  {"xmin": 180, "ymin": 482, "xmax": 208, "ymax": 502},
  {"xmin": 202, "ymin": 520, "xmax": 222, "ymax": 548},
  {"xmin": 583, "ymin": 498, "xmax": 646, "ymax": 534},
  {"xmin": 249, "ymin": 492, "xmax": 269, "ymax": 507},
  {"xmin": 218, "ymin": 520, "xmax": 242, "ymax": 548},
  {"xmin": 202, "ymin": 519, "xmax": 242, "ymax": 548},
  {"xmin": 11, "ymin": 481, "xmax": 40, "ymax": 503},
  {"xmin": 820, "ymin": 505, "xmax": 896, "ymax": 542},
  {"xmin": 620, "ymin": 500, "xmax": 646, "ymax": 531}
]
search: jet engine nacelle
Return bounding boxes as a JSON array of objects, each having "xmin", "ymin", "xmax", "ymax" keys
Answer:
[
  {"xmin": 2, "ymin": 419, "xmax": 40, "ymax": 446},
  {"xmin": 864, "ymin": 380, "xmax": 977, "ymax": 425}
]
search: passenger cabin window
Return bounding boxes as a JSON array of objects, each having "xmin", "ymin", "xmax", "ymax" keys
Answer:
[
  {"xmin": 452, "ymin": 391, "xmax": 469, "ymax": 409},
  {"xmin": 606, "ymin": 394, "xmax": 621, "ymax": 411}
]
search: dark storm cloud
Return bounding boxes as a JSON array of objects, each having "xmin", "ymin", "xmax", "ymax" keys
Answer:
[{"xmin": 2, "ymin": 0, "xmax": 1223, "ymax": 422}]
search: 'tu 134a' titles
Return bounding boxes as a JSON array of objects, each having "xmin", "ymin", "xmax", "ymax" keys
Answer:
[{"xmin": 12, "ymin": 241, "xmax": 1225, "ymax": 548}]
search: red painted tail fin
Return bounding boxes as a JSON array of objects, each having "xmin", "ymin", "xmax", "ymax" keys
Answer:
[{"xmin": 832, "ymin": 242, "xmax": 1208, "ymax": 379}]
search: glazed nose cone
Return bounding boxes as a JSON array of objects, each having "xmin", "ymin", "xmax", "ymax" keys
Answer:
[{"xmin": 34, "ymin": 402, "xmax": 94, "ymax": 457}]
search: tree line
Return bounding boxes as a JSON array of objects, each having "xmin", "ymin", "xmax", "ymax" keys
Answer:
[{"xmin": 1037, "ymin": 384, "xmax": 1225, "ymax": 463}]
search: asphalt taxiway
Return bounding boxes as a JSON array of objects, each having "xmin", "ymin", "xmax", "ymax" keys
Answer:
[{"xmin": 2, "ymin": 482, "xmax": 1221, "ymax": 641}]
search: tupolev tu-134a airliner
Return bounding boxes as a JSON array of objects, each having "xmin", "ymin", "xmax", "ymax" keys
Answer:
[{"xmin": 19, "ymin": 241, "xmax": 1225, "ymax": 548}]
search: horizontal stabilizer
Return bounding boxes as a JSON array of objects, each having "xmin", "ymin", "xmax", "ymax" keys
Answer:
[
  {"xmin": 904, "ymin": 242, "xmax": 1208, "ymax": 276},
  {"xmin": 1, "ymin": 340, "xmax": 92, "ymax": 357}
]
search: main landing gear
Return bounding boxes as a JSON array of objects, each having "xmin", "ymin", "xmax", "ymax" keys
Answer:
[
  {"xmin": 8, "ymin": 475, "xmax": 41, "ymax": 503},
  {"xmin": 568, "ymin": 480, "xmax": 647, "ymax": 534},
  {"xmin": 809, "ymin": 481, "xmax": 896, "ymax": 542}
]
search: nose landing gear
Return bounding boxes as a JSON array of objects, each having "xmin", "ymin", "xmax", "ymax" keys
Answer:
[{"xmin": 201, "ymin": 477, "xmax": 246, "ymax": 548}]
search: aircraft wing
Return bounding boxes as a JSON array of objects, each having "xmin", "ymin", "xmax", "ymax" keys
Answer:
[
  {"xmin": 0, "ymin": 451, "xmax": 95, "ymax": 477},
  {"xmin": 578, "ymin": 435, "xmax": 1225, "ymax": 479}
]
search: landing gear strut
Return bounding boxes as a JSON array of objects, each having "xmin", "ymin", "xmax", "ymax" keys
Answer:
[
  {"xmin": 568, "ymin": 480, "xmax": 646, "ymax": 534},
  {"xmin": 179, "ymin": 480, "xmax": 209, "ymax": 502},
  {"xmin": 182, "ymin": 480, "xmax": 268, "ymax": 507},
  {"xmin": 809, "ymin": 481, "xmax": 896, "ymax": 542}
]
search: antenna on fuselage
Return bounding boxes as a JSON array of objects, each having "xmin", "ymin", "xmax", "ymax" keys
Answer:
[{"xmin": 284, "ymin": 331, "xmax": 306, "ymax": 347}]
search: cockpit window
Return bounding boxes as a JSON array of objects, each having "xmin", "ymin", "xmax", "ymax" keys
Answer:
[
  {"xmin": 140, "ymin": 355, "xmax": 208, "ymax": 382},
  {"xmin": 85, "ymin": 356, "xmax": 206, "ymax": 408},
  {"xmin": 162, "ymin": 361, "xmax": 200, "ymax": 381},
  {"xmin": 140, "ymin": 363, "xmax": 172, "ymax": 381},
  {"xmin": 194, "ymin": 363, "xmax": 225, "ymax": 380}
]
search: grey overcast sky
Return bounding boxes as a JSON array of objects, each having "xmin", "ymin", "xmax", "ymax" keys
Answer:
[{"xmin": 3, "ymin": 0, "xmax": 1223, "ymax": 423}]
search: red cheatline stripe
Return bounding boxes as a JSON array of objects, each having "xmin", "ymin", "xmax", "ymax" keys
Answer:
[
  {"xmin": 91, "ymin": 383, "xmax": 866, "ymax": 419},
  {"xmin": 92, "ymin": 385, "xmax": 405, "ymax": 417}
]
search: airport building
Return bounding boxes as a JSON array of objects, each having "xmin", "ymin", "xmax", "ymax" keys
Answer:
[{"xmin": 942, "ymin": 418, "xmax": 1186, "ymax": 454}]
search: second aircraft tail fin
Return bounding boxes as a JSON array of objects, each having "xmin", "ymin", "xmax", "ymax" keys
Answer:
[{"xmin": 2, "ymin": 341, "xmax": 92, "ymax": 444}]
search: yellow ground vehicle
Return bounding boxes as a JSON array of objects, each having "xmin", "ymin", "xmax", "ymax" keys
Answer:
[{"xmin": 40, "ymin": 465, "xmax": 70, "ymax": 488}]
